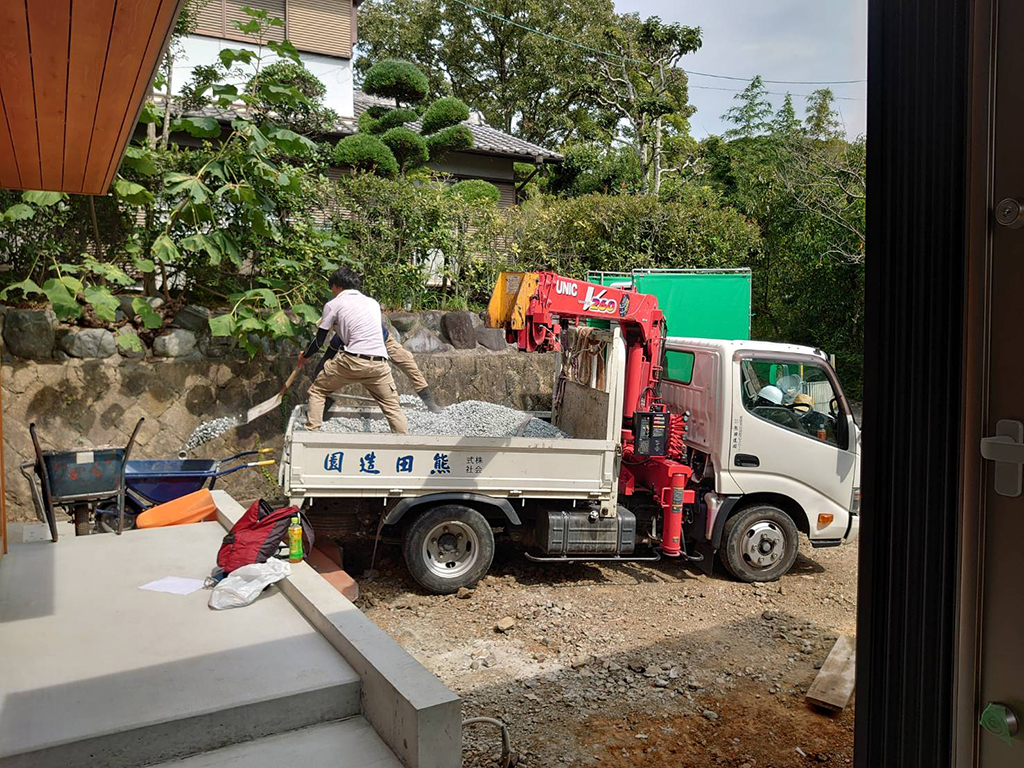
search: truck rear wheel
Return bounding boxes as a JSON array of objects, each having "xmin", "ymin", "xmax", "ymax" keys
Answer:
[
  {"xmin": 402, "ymin": 505, "xmax": 495, "ymax": 594},
  {"xmin": 719, "ymin": 504, "xmax": 799, "ymax": 582}
]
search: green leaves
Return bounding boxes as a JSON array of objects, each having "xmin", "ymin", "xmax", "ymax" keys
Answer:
[
  {"xmin": 218, "ymin": 48, "xmax": 257, "ymax": 69},
  {"xmin": 42, "ymin": 277, "xmax": 82, "ymax": 320},
  {"xmin": 114, "ymin": 178, "xmax": 155, "ymax": 205},
  {"xmin": 139, "ymin": 101, "xmax": 163, "ymax": 124},
  {"xmin": 212, "ymin": 83, "xmax": 239, "ymax": 107},
  {"xmin": 134, "ymin": 257, "xmax": 156, "ymax": 274},
  {"xmin": 0, "ymin": 278, "xmax": 43, "ymax": 301},
  {"xmin": 171, "ymin": 116, "xmax": 221, "ymax": 138},
  {"xmin": 22, "ymin": 190, "xmax": 66, "ymax": 207},
  {"xmin": 291, "ymin": 303, "xmax": 320, "ymax": 323},
  {"xmin": 180, "ymin": 232, "xmax": 222, "ymax": 264},
  {"xmin": 267, "ymin": 39, "xmax": 300, "ymax": 63},
  {"xmin": 2, "ymin": 203, "xmax": 34, "ymax": 222},
  {"xmin": 267, "ymin": 126, "xmax": 316, "ymax": 155},
  {"xmin": 209, "ymin": 314, "xmax": 236, "ymax": 337},
  {"xmin": 83, "ymin": 285, "xmax": 120, "ymax": 322},
  {"xmin": 131, "ymin": 298, "xmax": 163, "ymax": 329},
  {"xmin": 152, "ymin": 233, "xmax": 181, "ymax": 263},
  {"xmin": 116, "ymin": 331, "xmax": 144, "ymax": 353},
  {"xmin": 122, "ymin": 146, "xmax": 159, "ymax": 176},
  {"xmin": 164, "ymin": 172, "xmax": 212, "ymax": 203}
]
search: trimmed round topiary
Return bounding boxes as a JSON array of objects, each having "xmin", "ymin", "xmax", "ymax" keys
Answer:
[
  {"xmin": 426, "ymin": 124, "xmax": 474, "ymax": 161},
  {"xmin": 363, "ymin": 59, "xmax": 430, "ymax": 105},
  {"xmin": 381, "ymin": 127, "xmax": 430, "ymax": 172},
  {"xmin": 333, "ymin": 134, "xmax": 399, "ymax": 177},
  {"xmin": 246, "ymin": 60, "xmax": 326, "ymax": 101},
  {"xmin": 420, "ymin": 96, "xmax": 470, "ymax": 136},
  {"xmin": 449, "ymin": 179, "xmax": 500, "ymax": 205}
]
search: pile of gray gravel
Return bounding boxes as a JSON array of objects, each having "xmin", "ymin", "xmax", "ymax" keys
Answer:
[
  {"xmin": 183, "ymin": 415, "xmax": 242, "ymax": 450},
  {"xmin": 312, "ymin": 399, "xmax": 567, "ymax": 439}
]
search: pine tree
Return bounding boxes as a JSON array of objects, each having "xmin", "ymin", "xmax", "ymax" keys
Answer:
[
  {"xmin": 722, "ymin": 76, "xmax": 774, "ymax": 139},
  {"xmin": 772, "ymin": 93, "xmax": 801, "ymax": 137},
  {"xmin": 804, "ymin": 88, "xmax": 843, "ymax": 139}
]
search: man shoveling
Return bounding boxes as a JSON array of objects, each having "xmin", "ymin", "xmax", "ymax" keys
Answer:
[
  {"xmin": 299, "ymin": 268, "xmax": 408, "ymax": 433},
  {"xmin": 315, "ymin": 325, "xmax": 444, "ymax": 420}
]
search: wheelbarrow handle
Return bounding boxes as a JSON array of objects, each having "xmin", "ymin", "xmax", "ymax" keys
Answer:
[
  {"xmin": 258, "ymin": 448, "xmax": 274, "ymax": 454},
  {"xmin": 248, "ymin": 459, "xmax": 276, "ymax": 467}
]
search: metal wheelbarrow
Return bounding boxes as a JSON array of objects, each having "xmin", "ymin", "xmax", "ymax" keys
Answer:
[
  {"xmin": 20, "ymin": 418, "xmax": 144, "ymax": 539},
  {"xmin": 117, "ymin": 449, "xmax": 276, "ymax": 528}
]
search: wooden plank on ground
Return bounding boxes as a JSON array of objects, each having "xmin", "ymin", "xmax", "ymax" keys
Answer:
[{"xmin": 806, "ymin": 634, "xmax": 856, "ymax": 711}]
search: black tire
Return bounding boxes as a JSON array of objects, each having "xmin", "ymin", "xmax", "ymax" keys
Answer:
[
  {"xmin": 719, "ymin": 504, "xmax": 799, "ymax": 582},
  {"xmin": 402, "ymin": 504, "xmax": 495, "ymax": 594}
]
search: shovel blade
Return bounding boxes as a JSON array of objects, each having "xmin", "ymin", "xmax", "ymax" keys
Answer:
[{"xmin": 246, "ymin": 393, "xmax": 282, "ymax": 423}]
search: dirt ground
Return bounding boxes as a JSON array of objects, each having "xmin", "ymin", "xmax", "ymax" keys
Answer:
[{"xmin": 354, "ymin": 538, "xmax": 857, "ymax": 767}]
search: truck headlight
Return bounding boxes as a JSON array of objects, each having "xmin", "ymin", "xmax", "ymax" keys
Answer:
[{"xmin": 850, "ymin": 487, "xmax": 861, "ymax": 516}]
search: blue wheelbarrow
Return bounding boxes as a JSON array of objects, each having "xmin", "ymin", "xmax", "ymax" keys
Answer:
[{"xmin": 103, "ymin": 450, "xmax": 276, "ymax": 532}]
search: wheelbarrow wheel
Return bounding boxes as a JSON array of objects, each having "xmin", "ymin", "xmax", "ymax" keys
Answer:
[{"xmin": 74, "ymin": 504, "xmax": 91, "ymax": 537}]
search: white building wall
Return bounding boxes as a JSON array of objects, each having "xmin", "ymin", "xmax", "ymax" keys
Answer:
[{"xmin": 176, "ymin": 34, "xmax": 354, "ymax": 118}]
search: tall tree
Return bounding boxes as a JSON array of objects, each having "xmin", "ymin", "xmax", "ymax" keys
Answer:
[
  {"xmin": 590, "ymin": 14, "xmax": 701, "ymax": 195},
  {"xmin": 722, "ymin": 75, "xmax": 773, "ymax": 139},
  {"xmin": 804, "ymin": 88, "xmax": 843, "ymax": 139},
  {"xmin": 772, "ymin": 93, "xmax": 801, "ymax": 137},
  {"xmin": 356, "ymin": 0, "xmax": 616, "ymax": 146}
]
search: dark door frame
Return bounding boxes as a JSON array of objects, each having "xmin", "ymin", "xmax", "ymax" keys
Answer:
[{"xmin": 859, "ymin": 0, "xmax": 995, "ymax": 765}]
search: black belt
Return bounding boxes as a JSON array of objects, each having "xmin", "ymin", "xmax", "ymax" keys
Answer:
[{"xmin": 344, "ymin": 350, "xmax": 386, "ymax": 362}]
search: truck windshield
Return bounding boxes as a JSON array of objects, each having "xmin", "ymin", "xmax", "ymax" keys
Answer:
[{"xmin": 740, "ymin": 358, "xmax": 842, "ymax": 446}]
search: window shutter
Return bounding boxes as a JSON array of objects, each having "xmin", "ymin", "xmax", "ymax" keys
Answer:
[
  {"xmin": 225, "ymin": 0, "xmax": 285, "ymax": 42},
  {"xmin": 194, "ymin": 0, "xmax": 226, "ymax": 37},
  {"xmin": 287, "ymin": 0, "xmax": 352, "ymax": 58},
  {"xmin": 494, "ymin": 181, "xmax": 517, "ymax": 208}
]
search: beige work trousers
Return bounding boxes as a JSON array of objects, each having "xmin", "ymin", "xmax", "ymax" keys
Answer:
[
  {"xmin": 306, "ymin": 353, "xmax": 408, "ymax": 433},
  {"xmin": 385, "ymin": 336, "xmax": 428, "ymax": 392}
]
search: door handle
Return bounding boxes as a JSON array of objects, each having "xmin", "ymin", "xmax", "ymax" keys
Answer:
[
  {"xmin": 980, "ymin": 419, "xmax": 1024, "ymax": 497},
  {"xmin": 734, "ymin": 454, "xmax": 760, "ymax": 468}
]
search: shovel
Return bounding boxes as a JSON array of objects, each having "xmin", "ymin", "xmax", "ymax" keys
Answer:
[{"xmin": 245, "ymin": 366, "xmax": 302, "ymax": 424}]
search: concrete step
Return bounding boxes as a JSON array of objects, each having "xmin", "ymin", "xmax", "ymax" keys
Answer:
[
  {"xmin": 148, "ymin": 717, "xmax": 404, "ymax": 768},
  {"xmin": 0, "ymin": 523, "xmax": 362, "ymax": 768}
]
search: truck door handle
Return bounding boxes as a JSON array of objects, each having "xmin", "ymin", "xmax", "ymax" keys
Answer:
[
  {"xmin": 734, "ymin": 454, "xmax": 760, "ymax": 468},
  {"xmin": 980, "ymin": 419, "xmax": 1024, "ymax": 497}
]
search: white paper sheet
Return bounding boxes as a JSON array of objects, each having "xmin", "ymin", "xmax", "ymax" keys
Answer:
[{"xmin": 139, "ymin": 576, "xmax": 206, "ymax": 596}]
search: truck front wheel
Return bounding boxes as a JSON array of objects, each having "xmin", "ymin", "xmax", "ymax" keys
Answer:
[
  {"xmin": 402, "ymin": 505, "xmax": 495, "ymax": 594},
  {"xmin": 720, "ymin": 504, "xmax": 799, "ymax": 582}
]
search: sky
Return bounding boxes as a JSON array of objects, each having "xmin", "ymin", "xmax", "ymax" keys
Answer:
[{"xmin": 613, "ymin": 0, "xmax": 868, "ymax": 139}]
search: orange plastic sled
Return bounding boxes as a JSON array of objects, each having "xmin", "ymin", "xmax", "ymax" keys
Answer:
[{"xmin": 136, "ymin": 489, "xmax": 218, "ymax": 529}]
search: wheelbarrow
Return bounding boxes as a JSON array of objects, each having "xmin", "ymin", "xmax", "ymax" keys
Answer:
[
  {"xmin": 21, "ymin": 418, "xmax": 144, "ymax": 539},
  {"xmin": 107, "ymin": 449, "xmax": 276, "ymax": 532}
]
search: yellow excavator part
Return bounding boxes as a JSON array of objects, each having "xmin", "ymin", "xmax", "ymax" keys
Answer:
[{"xmin": 487, "ymin": 271, "xmax": 539, "ymax": 330}]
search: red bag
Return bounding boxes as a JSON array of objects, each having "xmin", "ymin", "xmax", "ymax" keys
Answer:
[{"xmin": 217, "ymin": 499, "xmax": 314, "ymax": 574}]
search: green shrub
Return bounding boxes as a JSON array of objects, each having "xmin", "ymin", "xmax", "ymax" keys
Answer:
[
  {"xmin": 333, "ymin": 134, "xmax": 399, "ymax": 177},
  {"xmin": 359, "ymin": 107, "xmax": 418, "ymax": 135},
  {"xmin": 381, "ymin": 127, "xmax": 430, "ymax": 173},
  {"xmin": 420, "ymin": 96, "xmax": 470, "ymax": 135},
  {"xmin": 245, "ymin": 61, "xmax": 338, "ymax": 135},
  {"xmin": 363, "ymin": 58, "xmax": 429, "ymax": 105},
  {"xmin": 427, "ymin": 124, "xmax": 473, "ymax": 161},
  {"xmin": 449, "ymin": 179, "xmax": 499, "ymax": 205}
]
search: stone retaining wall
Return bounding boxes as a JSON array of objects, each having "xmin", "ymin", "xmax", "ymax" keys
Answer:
[{"xmin": 1, "ymin": 307, "xmax": 557, "ymax": 522}]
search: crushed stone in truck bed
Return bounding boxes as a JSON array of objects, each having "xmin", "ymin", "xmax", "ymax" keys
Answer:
[{"xmin": 311, "ymin": 399, "xmax": 568, "ymax": 439}]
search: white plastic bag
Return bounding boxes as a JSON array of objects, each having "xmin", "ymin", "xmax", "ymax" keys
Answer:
[{"xmin": 209, "ymin": 559, "xmax": 291, "ymax": 610}]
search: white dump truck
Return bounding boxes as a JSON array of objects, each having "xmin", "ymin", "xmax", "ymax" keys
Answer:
[{"xmin": 280, "ymin": 271, "xmax": 859, "ymax": 594}]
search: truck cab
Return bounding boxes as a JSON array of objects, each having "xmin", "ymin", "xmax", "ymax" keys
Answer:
[{"xmin": 661, "ymin": 337, "xmax": 861, "ymax": 580}]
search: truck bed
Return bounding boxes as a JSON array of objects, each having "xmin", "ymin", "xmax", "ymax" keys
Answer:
[{"xmin": 282, "ymin": 406, "xmax": 618, "ymax": 504}]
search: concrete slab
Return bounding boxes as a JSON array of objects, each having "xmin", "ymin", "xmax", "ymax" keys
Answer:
[
  {"xmin": 151, "ymin": 717, "xmax": 403, "ymax": 768},
  {"xmin": 213, "ymin": 492, "xmax": 462, "ymax": 768},
  {"xmin": 0, "ymin": 522, "xmax": 361, "ymax": 768}
]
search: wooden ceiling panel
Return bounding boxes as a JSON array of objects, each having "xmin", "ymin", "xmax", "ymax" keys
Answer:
[
  {"xmin": 0, "ymin": 0, "xmax": 185, "ymax": 195},
  {"xmin": 0, "ymin": 2, "xmax": 42, "ymax": 190},
  {"xmin": 64, "ymin": 0, "xmax": 117, "ymax": 193},
  {"xmin": 27, "ymin": 0, "xmax": 72, "ymax": 191},
  {"xmin": 96, "ymin": 0, "xmax": 183, "ymax": 192}
]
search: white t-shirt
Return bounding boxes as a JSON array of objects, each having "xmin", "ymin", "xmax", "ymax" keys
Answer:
[{"xmin": 318, "ymin": 290, "xmax": 388, "ymax": 358}]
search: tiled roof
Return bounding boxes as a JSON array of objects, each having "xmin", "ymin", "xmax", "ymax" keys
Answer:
[{"xmin": 347, "ymin": 91, "xmax": 562, "ymax": 163}]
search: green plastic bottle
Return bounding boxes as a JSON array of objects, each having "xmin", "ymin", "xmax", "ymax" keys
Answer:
[{"xmin": 288, "ymin": 516, "xmax": 304, "ymax": 562}]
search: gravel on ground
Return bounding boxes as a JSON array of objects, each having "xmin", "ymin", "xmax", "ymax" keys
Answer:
[{"xmin": 355, "ymin": 538, "xmax": 857, "ymax": 767}]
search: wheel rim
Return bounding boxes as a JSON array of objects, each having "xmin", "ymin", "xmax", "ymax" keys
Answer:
[
  {"xmin": 741, "ymin": 520, "xmax": 787, "ymax": 569},
  {"xmin": 421, "ymin": 520, "xmax": 480, "ymax": 579}
]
